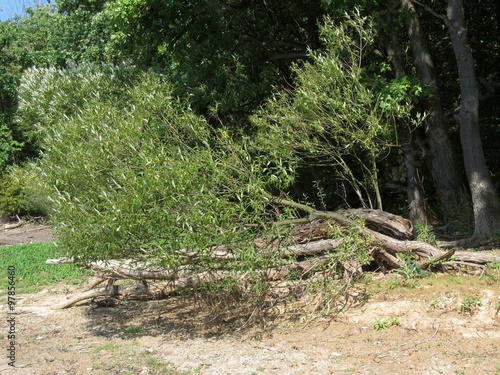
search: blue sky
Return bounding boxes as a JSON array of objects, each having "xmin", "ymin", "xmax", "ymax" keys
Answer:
[{"xmin": 0, "ymin": 0, "xmax": 52, "ymax": 21}]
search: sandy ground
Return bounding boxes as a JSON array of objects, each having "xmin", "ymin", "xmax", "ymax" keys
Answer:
[
  {"xmin": 0, "ymin": 221, "xmax": 54, "ymax": 246},
  {"xmin": 1, "ymin": 224, "xmax": 500, "ymax": 375}
]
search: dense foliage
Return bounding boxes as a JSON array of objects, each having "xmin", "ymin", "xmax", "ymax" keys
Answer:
[
  {"xmin": 252, "ymin": 13, "xmax": 422, "ymax": 210},
  {"xmin": 18, "ymin": 64, "xmax": 295, "ymax": 266},
  {"xmin": 1, "ymin": 0, "xmax": 500, "ymax": 255}
]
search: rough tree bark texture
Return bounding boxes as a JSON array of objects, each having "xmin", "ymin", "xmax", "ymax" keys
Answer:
[
  {"xmin": 377, "ymin": 3, "xmax": 429, "ymax": 227},
  {"xmin": 404, "ymin": 0, "xmax": 470, "ymax": 222},
  {"xmin": 446, "ymin": 0, "xmax": 500, "ymax": 237}
]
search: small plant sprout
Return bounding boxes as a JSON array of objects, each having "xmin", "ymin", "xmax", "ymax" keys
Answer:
[
  {"xmin": 459, "ymin": 295, "xmax": 482, "ymax": 315},
  {"xmin": 415, "ymin": 222, "xmax": 437, "ymax": 245},
  {"xmin": 373, "ymin": 316, "xmax": 400, "ymax": 331},
  {"xmin": 430, "ymin": 297, "xmax": 440, "ymax": 309}
]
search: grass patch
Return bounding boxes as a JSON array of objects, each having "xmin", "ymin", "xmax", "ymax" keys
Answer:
[
  {"xmin": 0, "ymin": 242, "xmax": 90, "ymax": 295},
  {"xmin": 144, "ymin": 357, "xmax": 186, "ymax": 375}
]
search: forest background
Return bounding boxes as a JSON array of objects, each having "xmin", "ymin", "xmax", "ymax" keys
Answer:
[{"xmin": 0, "ymin": 0, "xmax": 499, "ymax": 285}]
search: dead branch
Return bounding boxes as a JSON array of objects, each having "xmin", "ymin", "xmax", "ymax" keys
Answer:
[
  {"xmin": 52, "ymin": 284, "xmax": 154, "ymax": 309},
  {"xmin": 47, "ymin": 202, "xmax": 500, "ymax": 308}
]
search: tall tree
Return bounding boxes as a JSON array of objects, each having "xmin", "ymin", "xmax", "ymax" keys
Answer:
[
  {"xmin": 376, "ymin": 4, "xmax": 429, "ymax": 226},
  {"xmin": 445, "ymin": 0, "xmax": 500, "ymax": 237},
  {"xmin": 92, "ymin": 0, "xmax": 325, "ymax": 126},
  {"xmin": 402, "ymin": 0, "xmax": 470, "ymax": 223}
]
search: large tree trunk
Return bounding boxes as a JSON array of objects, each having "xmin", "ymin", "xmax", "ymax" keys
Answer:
[
  {"xmin": 403, "ymin": 0, "xmax": 470, "ymax": 223},
  {"xmin": 446, "ymin": 0, "xmax": 500, "ymax": 238},
  {"xmin": 377, "ymin": 4, "xmax": 429, "ymax": 227},
  {"xmin": 403, "ymin": 139, "xmax": 428, "ymax": 227}
]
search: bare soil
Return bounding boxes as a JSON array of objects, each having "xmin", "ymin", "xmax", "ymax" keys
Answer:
[
  {"xmin": 0, "ymin": 221, "xmax": 54, "ymax": 246},
  {"xmin": 1, "ymin": 225, "xmax": 500, "ymax": 375}
]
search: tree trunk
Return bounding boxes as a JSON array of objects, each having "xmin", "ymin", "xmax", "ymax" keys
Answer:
[
  {"xmin": 403, "ymin": 0, "xmax": 470, "ymax": 222},
  {"xmin": 446, "ymin": 0, "xmax": 500, "ymax": 237},
  {"xmin": 403, "ymin": 139, "xmax": 428, "ymax": 227},
  {"xmin": 377, "ymin": 3, "xmax": 429, "ymax": 227}
]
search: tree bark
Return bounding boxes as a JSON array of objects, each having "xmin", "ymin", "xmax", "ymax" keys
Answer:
[
  {"xmin": 403, "ymin": 0, "xmax": 470, "ymax": 222},
  {"xmin": 403, "ymin": 139, "xmax": 428, "ymax": 227},
  {"xmin": 377, "ymin": 3, "xmax": 429, "ymax": 227},
  {"xmin": 446, "ymin": 0, "xmax": 500, "ymax": 237}
]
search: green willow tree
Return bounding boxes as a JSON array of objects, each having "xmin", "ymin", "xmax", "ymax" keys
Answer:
[
  {"xmin": 17, "ymin": 64, "xmax": 296, "ymax": 264},
  {"xmin": 251, "ymin": 12, "xmax": 420, "ymax": 210}
]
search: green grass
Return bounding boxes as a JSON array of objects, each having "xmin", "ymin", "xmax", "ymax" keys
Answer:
[{"xmin": 0, "ymin": 242, "xmax": 90, "ymax": 295}]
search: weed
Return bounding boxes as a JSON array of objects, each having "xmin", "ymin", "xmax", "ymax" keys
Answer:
[
  {"xmin": 144, "ymin": 357, "xmax": 184, "ymax": 375},
  {"xmin": 480, "ymin": 272, "xmax": 499, "ymax": 286},
  {"xmin": 287, "ymin": 268, "xmax": 302, "ymax": 281},
  {"xmin": 373, "ymin": 316, "xmax": 400, "ymax": 331},
  {"xmin": 459, "ymin": 295, "xmax": 482, "ymax": 315},
  {"xmin": 398, "ymin": 252, "xmax": 426, "ymax": 280},
  {"xmin": 415, "ymin": 222, "xmax": 437, "ymax": 245},
  {"xmin": 386, "ymin": 277, "xmax": 400, "ymax": 290},
  {"xmin": 489, "ymin": 262, "xmax": 500, "ymax": 271},
  {"xmin": 404, "ymin": 279, "xmax": 419, "ymax": 288},
  {"xmin": 364, "ymin": 332, "xmax": 373, "ymax": 343},
  {"xmin": 123, "ymin": 326, "xmax": 142, "ymax": 335},
  {"xmin": 373, "ymin": 317, "xmax": 389, "ymax": 331},
  {"xmin": 430, "ymin": 297, "xmax": 440, "ymax": 309},
  {"xmin": 446, "ymin": 276, "xmax": 463, "ymax": 287},
  {"xmin": 390, "ymin": 316, "xmax": 401, "ymax": 326}
]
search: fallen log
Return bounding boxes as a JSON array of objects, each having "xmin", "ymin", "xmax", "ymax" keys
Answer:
[
  {"xmin": 341, "ymin": 208, "xmax": 414, "ymax": 240},
  {"xmin": 1, "ymin": 217, "xmax": 24, "ymax": 230},
  {"xmin": 53, "ymin": 256, "xmax": 340, "ymax": 309},
  {"xmin": 46, "ymin": 239, "xmax": 343, "ymax": 278},
  {"xmin": 47, "ymin": 203, "xmax": 500, "ymax": 308},
  {"xmin": 52, "ymin": 270, "xmax": 230, "ymax": 309},
  {"xmin": 52, "ymin": 284, "xmax": 154, "ymax": 309}
]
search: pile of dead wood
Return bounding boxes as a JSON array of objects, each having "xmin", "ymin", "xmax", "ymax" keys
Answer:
[{"xmin": 47, "ymin": 202, "xmax": 500, "ymax": 309}]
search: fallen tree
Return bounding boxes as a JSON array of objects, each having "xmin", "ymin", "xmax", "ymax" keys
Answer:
[{"xmin": 47, "ymin": 200, "xmax": 500, "ymax": 309}]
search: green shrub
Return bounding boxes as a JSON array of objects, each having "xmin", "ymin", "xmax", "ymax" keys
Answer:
[
  {"xmin": 0, "ymin": 124, "xmax": 22, "ymax": 172},
  {"xmin": 0, "ymin": 165, "xmax": 50, "ymax": 216},
  {"xmin": 19, "ymin": 65, "xmax": 294, "ymax": 271}
]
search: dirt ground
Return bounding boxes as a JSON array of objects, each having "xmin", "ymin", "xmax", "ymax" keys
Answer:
[
  {"xmin": 1, "ymin": 224, "xmax": 500, "ymax": 375},
  {"xmin": 0, "ymin": 221, "xmax": 54, "ymax": 246}
]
